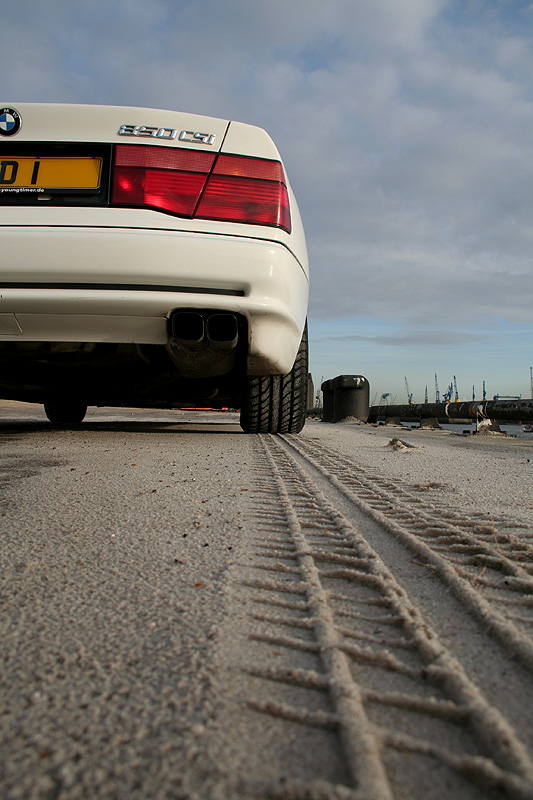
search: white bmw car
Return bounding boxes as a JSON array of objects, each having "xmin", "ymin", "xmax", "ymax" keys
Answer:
[{"xmin": 0, "ymin": 104, "xmax": 309, "ymax": 432}]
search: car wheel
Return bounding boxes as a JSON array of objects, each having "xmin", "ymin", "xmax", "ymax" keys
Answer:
[
  {"xmin": 44, "ymin": 400, "xmax": 88, "ymax": 424},
  {"xmin": 240, "ymin": 322, "xmax": 308, "ymax": 434}
]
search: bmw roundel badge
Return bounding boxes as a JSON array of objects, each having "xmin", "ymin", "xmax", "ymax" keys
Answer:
[{"xmin": 0, "ymin": 107, "xmax": 22, "ymax": 137}]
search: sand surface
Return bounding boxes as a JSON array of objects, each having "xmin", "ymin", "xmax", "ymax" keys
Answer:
[{"xmin": 1, "ymin": 405, "xmax": 532, "ymax": 799}]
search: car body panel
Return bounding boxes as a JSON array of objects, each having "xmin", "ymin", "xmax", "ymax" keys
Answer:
[
  {"xmin": 0, "ymin": 226, "xmax": 308, "ymax": 372},
  {"xmin": 2, "ymin": 103, "xmax": 230, "ymax": 149}
]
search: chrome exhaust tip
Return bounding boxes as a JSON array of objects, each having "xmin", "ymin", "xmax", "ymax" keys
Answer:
[
  {"xmin": 206, "ymin": 313, "xmax": 238, "ymax": 350},
  {"xmin": 170, "ymin": 312, "xmax": 206, "ymax": 349}
]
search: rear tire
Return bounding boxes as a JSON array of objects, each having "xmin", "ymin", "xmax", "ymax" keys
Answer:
[
  {"xmin": 240, "ymin": 323, "xmax": 308, "ymax": 434},
  {"xmin": 44, "ymin": 400, "xmax": 88, "ymax": 424}
]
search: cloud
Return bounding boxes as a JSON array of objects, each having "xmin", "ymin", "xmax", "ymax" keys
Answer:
[
  {"xmin": 323, "ymin": 330, "xmax": 485, "ymax": 347},
  {"xmin": 3, "ymin": 0, "xmax": 533, "ymax": 395}
]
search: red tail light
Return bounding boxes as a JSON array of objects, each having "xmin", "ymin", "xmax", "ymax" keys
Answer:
[
  {"xmin": 113, "ymin": 145, "xmax": 215, "ymax": 216},
  {"xmin": 196, "ymin": 154, "xmax": 291, "ymax": 232},
  {"xmin": 112, "ymin": 145, "xmax": 291, "ymax": 232}
]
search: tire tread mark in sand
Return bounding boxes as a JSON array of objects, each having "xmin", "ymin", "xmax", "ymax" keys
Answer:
[
  {"xmin": 280, "ymin": 435, "xmax": 533, "ymax": 672},
  {"xmin": 234, "ymin": 435, "xmax": 533, "ymax": 800}
]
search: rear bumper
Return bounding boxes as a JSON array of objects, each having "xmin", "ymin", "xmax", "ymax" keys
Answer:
[{"xmin": 0, "ymin": 226, "xmax": 309, "ymax": 374}]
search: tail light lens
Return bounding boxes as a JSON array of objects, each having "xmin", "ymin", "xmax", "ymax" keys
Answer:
[
  {"xmin": 196, "ymin": 154, "xmax": 291, "ymax": 232},
  {"xmin": 112, "ymin": 145, "xmax": 291, "ymax": 232},
  {"xmin": 113, "ymin": 145, "xmax": 215, "ymax": 216}
]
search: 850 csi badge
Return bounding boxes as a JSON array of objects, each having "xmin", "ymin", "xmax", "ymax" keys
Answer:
[
  {"xmin": 118, "ymin": 124, "xmax": 215, "ymax": 145},
  {"xmin": 0, "ymin": 107, "xmax": 22, "ymax": 137}
]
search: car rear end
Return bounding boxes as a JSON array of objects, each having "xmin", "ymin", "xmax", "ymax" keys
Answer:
[{"xmin": 0, "ymin": 104, "xmax": 309, "ymax": 431}]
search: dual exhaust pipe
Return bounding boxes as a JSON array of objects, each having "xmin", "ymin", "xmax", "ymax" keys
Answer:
[
  {"xmin": 171, "ymin": 311, "xmax": 238, "ymax": 351},
  {"xmin": 167, "ymin": 311, "xmax": 240, "ymax": 378}
]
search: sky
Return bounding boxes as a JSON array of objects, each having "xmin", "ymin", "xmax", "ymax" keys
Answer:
[{"xmin": 3, "ymin": 0, "xmax": 533, "ymax": 403}]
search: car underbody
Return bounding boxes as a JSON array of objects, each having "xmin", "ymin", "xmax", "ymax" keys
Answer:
[{"xmin": 0, "ymin": 310, "xmax": 249, "ymax": 409}]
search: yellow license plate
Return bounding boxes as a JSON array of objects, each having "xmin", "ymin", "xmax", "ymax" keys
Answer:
[{"xmin": 0, "ymin": 157, "xmax": 103, "ymax": 189}]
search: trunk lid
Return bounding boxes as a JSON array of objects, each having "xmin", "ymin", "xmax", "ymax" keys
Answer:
[{"xmin": 2, "ymin": 103, "xmax": 230, "ymax": 151}]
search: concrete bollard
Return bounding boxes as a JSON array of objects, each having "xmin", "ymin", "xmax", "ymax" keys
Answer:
[
  {"xmin": 332, "ymin": 375, "xmax": 370, "ymax": 422},
  {"xmin": 321, "ymin": 375, "xmax": 370, "ymax": 422}
]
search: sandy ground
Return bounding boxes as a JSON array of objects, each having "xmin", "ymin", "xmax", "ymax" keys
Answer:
[
  {"xmin": 307, "ymin": 418, "xmax": 533, "ymax": 527},
  {"xmin": 1, "ymin": 404, "xmax": 532, "ymax": 799}
]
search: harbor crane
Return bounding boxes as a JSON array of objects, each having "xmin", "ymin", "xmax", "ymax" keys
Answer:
[
  {"xmin": 443, "ymin": 381, "xmax": 454, "ymax": 403},
  {"xmin": 404, "ymin": 377, "xmax": 414, "ymax": 404},
  {"xmin": 434, "ymin": 373, "xmax": 440, "ymax": 403}
]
